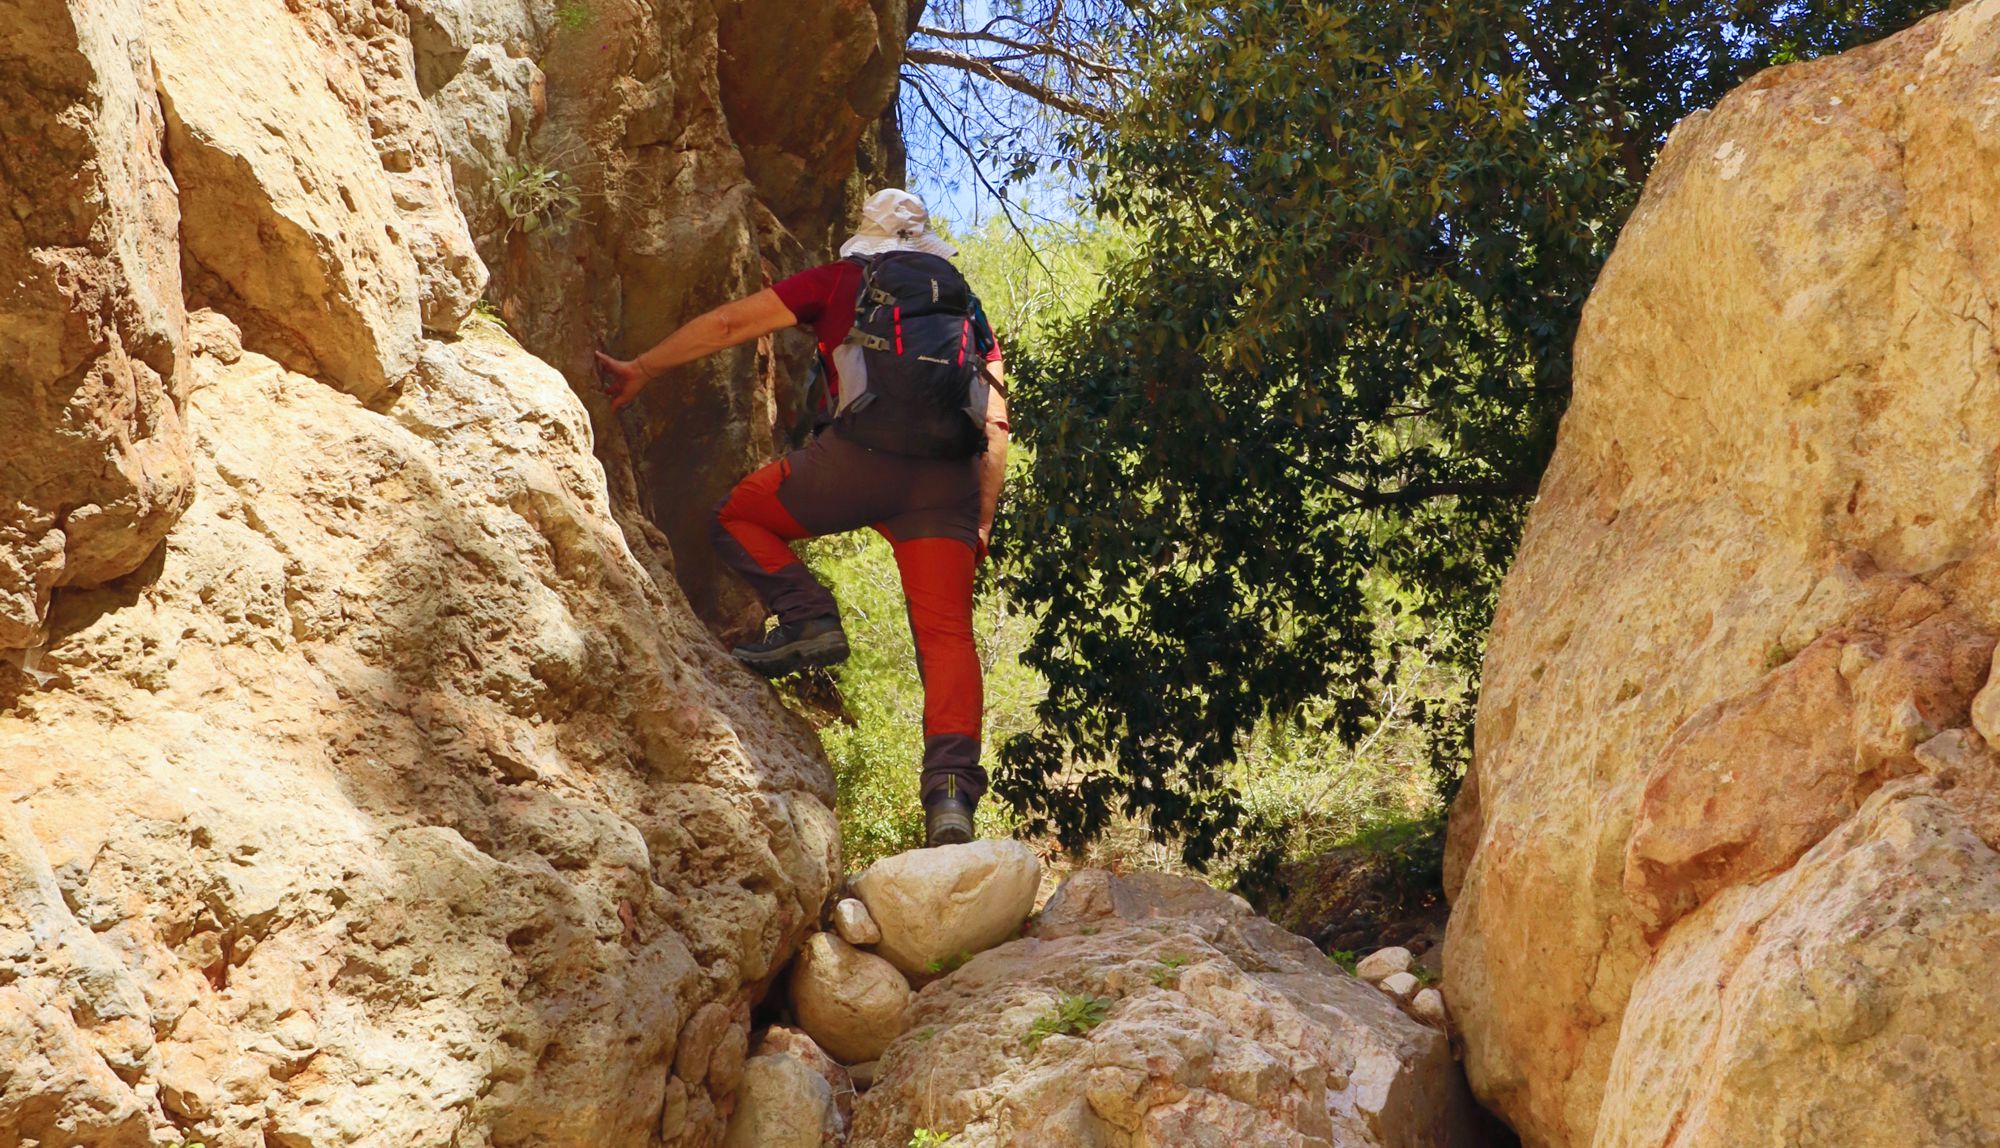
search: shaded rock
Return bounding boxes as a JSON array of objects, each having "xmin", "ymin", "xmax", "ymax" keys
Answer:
[
  {"xmin": 427, "ymin": 0, "xmax": 915, "ymax": 635},
  {"xmin": 757, "ymin": 1025, "xmax": 854, "ymax": 1129},
  {"xmin": 832, "ymin": 896, "xmax": 882, "ymax": 945},
  {"xmin": 851, "ymin": 840, "xmax": 1040, "ymax": 976},
  {"xmin": 790, "ymin": 932, "xmax": 912, "ymax": 1065},
  {"xmin": 1443, "ymin": 5, "xmax": 2000, "ymax": 1144},
  {"xmin": 1356, "ymin": 946, "xmax": 1413, "ymax": 984},
  {"xmin": 848, "ymin": 869, "xmax": 1479, "ymax": 1148},
  {"xmin": 721, "ymin": 1054, "xmax": 836, "ymax": 1148}
]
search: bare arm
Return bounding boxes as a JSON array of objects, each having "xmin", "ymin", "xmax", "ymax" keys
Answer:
[
  {"xmin": 977, "ymin": 361, "xmax": 1010, "ymax": 555},
  {"xmin": 596, "ymin": 288, "xmax": 798, "ymax": 409}
]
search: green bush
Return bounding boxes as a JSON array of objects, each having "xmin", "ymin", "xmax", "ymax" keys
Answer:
[
  {"xmin": 781, "ymin": 220, "xmax": 1447, "ymax": 881},
  {"xmin": 495, "ymin": 161, "xmax": 583, "ymax": 237},
  {"xmin": 1345, "ymin": 810, "xmax": 1448, "ymax": 901},
  {"xmin": 1149, "ymin": 953, "xmax": 1190, "ymax": 987}
]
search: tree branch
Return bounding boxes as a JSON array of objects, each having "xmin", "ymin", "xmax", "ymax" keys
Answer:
[
  {"xmin": 904, "ymin": 46, "xmax": 1110, "ymax": 122},
  {"xmin": 914, "ymin": 23, "xmax": 1136, "ymax": 79},
  {"xmin": 901, "ymin": 70, "xmax": 1059, "ymax": 280}
]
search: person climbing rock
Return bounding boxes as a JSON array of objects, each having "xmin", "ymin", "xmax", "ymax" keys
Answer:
[{"xmin": 595, "ymin": 188, "xmax": 1008, "ymax": 848}]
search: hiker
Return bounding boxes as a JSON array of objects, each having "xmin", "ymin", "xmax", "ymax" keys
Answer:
[{"xmin": 595, "ymin": 188, "xmax": 1007, "ymax": 847}]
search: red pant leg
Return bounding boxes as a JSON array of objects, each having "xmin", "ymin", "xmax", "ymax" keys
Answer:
[
  {"xmin": 887, "ymin": 535, "xmax": 985, "ymax": 803},
  {"xmin": 710, "ymin": 457, "xmax": 840, "ymax": 623}
]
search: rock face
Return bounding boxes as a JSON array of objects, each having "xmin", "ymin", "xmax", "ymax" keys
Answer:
[
  {"xmin": 1, "ymin": 0, "xmax": 195, "ymax": 650},
  {"xmin": 410, "ymin": 0, "xmax": 915, "ymax": 634},
  {"xmin": 152, "ymin": 0, "xmax": 484, "ymax": 401},
  {"xmin": 0, "ymin": 0, "xmax": 877, "ymax": 1144},
  {"xmin": 850, "ymin": 839, "xmax": 1042, "ymax": 976},
  {"xmin": 848, "ymin": 870, "xmax": 1479, "ymax": 1148},
  {"xmin": 1444, "ymin": 5, "xmax": 2000, "ymax": 1145}
]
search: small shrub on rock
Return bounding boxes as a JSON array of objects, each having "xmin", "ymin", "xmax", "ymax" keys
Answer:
[
  {"xmin": 1023, "ymin": 992, "xmax": 1113, "ymax": 1049},
  {"xmin": 496, "ymin": 162, "xmax": 583, "ymax": 236}
]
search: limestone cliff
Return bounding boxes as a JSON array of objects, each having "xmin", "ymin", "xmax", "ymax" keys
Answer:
[
  {"xmin": 0, "ymin": 0, "xmax": 897, "ymax": 1144},
  {"xmin": 1444, "ymin": 3, "xmax": 2000, "ymax": 1145},
  {"xmin": 415, "ymin": 0, "xmax": 914, "ymax": 634}
]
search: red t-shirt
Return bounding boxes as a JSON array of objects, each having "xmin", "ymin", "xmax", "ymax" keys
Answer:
[{"xmin": 772, "ymin": 260, "xmax": 1002, "ymax": 404}]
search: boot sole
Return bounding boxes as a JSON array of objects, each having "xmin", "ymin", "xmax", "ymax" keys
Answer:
[
  {"xmin": 925, "ymin": 811, "xmax": 975, "ymax": 847},
  {"xmin": 732, "ymin": 631, "xmax": 851, "ymax": 678}
]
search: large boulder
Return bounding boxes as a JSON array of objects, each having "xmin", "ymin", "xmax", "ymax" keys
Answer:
[
  {"xmin": 757, "ymin": 1025, "xmax": 856, "ymax": 1130},
  {"xmin": 833, "ymin": 896, "xmax": 883, "ymax": 945},
  {"xmin": 848, "ymin": 870, "xmax": 1480, "ymax": 1148},
  {"xmin": 850, "ymin": 839, "xmax": 1042, "ymax": 976},
  {"xmin": 1444, "ymin": 4, "xmax": 2000, "ymax": 1145},
  {"xmin": 790, "ymin": 932, "xmax": 913, "ymax": 1065}
]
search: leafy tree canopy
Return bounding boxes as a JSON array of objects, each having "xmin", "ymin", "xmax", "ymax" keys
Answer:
[{"xmin": 993, "ymin": 0, "xmax": 1947, "ymax": 866}]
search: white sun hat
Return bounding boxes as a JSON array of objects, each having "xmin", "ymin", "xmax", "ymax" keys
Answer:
[{"xmin": 839, "ymin": 188, "xmax": 958, "ymax": 259}]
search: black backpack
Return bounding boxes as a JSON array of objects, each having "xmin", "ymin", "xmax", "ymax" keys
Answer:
[{"xmin": 826, "ymin": 252, "xmax": 992, "ymax": 459}]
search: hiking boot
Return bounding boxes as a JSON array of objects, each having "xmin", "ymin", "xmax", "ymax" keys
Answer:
[
  {"xmin": 731, "ymin": 616, "xmax": 849, "ymax": 677},
  {"xmin": 924, "ymin": 791, "xmax": 977, "ymax": 847}
]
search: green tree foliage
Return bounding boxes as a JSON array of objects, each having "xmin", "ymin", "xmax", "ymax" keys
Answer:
[
  {"xmin": 947, "ymin": 214, "xmax": 1138, "ymax": 344},
  {"xmin": 998, "ymin": 0, "xmax": 1948, "ymax": 866},
  {"xmin": 797, "ymin": 218, "xmax": 1443, "ymax": 876}
]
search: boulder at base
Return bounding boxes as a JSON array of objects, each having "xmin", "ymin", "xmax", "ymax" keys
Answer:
[
  {"xmin": 847, "ymin": 870, "xmax": 1479, "ymax": 1148},
  {"xmin": 720, "ymin": 1055, "xmax": 836, "ymax": 1148},
  {"xmin": 850, "ymin": 839, "xmax": 1041, "ymax": 976},
  {"xmin": 790, "ymin": 932, "xmax": 913, "ymax": 1065},
  {"xmin": 756, "ymin": 1026, "xmax": 854, "ymax": 1130}
]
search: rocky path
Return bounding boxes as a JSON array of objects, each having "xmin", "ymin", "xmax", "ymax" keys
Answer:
[{"xmin": 726, "ymin": 845, "xmax": 1482, "ymax": 1148}]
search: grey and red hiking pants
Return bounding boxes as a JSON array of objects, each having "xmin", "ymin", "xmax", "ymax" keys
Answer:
[{"xmin": 709, "ymin": 427, "xmax": 984, "ymax": 804}]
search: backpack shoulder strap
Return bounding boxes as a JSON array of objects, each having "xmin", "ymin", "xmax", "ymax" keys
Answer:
[
  {"xmin": 857, "ymin": 252, "xmax": 902, "ymax": 310},
  {"xmin": 843, "ymin": 254, "xmax": 894, "ymax": 352}
]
